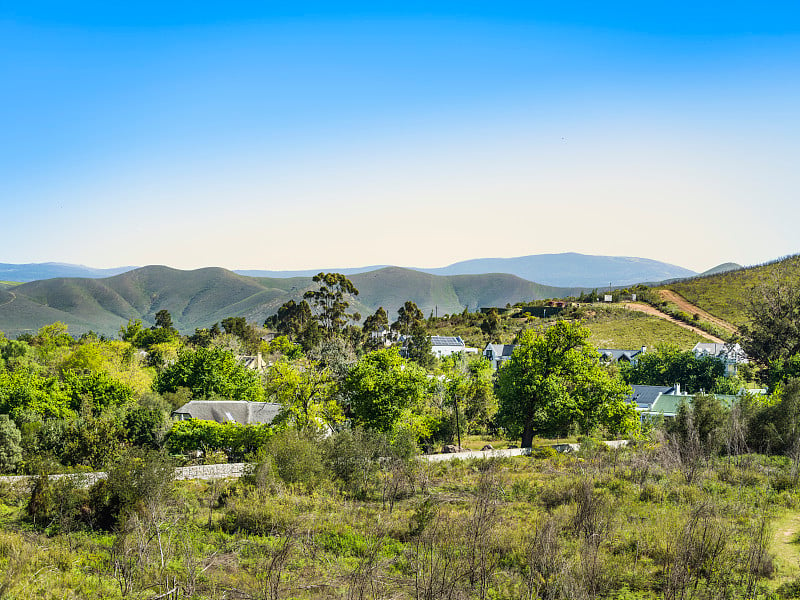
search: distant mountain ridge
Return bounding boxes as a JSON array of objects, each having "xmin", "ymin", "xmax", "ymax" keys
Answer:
[
  {"xmin": 0, "ymin": 265, "xmax": 584, "ymax": 338},
  {"xmin": 413, "ymin": 252, "xmax": 697, "ymax": 287},
  {"xmin": 0, "ymin": 253, "xmax": 697, "ymax": 288},
  {"xmin": 0, "ymin": 262, "xmax": 135, "ymax": 282}
]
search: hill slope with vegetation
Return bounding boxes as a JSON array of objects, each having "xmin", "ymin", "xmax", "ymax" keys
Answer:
[
  {"xmin": 0, "ymin": 265, "xmax": 583, "ymax": 337},
  {"xmin": 662, "ymin": 254, "xmax": 800, "ymax": 327}
]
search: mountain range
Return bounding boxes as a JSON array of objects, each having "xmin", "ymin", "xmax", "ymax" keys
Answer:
[
  {"xmin": 0, "ymin": 265, "xmax": 584, "ymax": 338},
  {"xmin": 3, "ymin": 253, "xmax": 702, "ymax": 287}
]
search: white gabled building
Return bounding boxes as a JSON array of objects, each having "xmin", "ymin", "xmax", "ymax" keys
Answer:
[
  {"xmin": 484, "ymin": 343, "xmax": 517, "ymax": 369},
  {"xmin": 429, "ymin": 336, "xmax": 479, "ymax": 359},
  {"xmin": 692, "ymin": 342, "xmax": 748, "ymax": 376}
]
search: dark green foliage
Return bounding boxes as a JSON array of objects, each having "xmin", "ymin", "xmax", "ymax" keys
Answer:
[
  {"xmin": 266, "ymin": 299, "xmax": 313, "ymax": 338},
  {"xmin": 668, "ymin": 394, "xmax": 728, "ymax": 457},
  {"xmin": 323, "ymin": 428, "xmax": 390, "ymax": 499},
  {"xmin": 392, "ymin": 300, "xmax": 424, "ymax": 335},
  {"xmin": 62, "ymin": 370, "xmax": 134, "ymax": 414},
  {"xmin": 154, "ymin": 347, "xmax": 265, "ymax": 401},
  {"xmin": 263, "ymin": 429, "xmax": 325, "ymax": 490},
  {"xmin": 303, "ymin": 272, "xmax": 360, "ymax": 337},
  {"xmin": 25, "ymin": 471, "xmax": 91, "ymax": 532},
  {"xmin": 747, "ymin": 378, "xmax": 800, "ymax": 454},
  {"xmin": 344, "ymin": 348, "xmax": 431, "ymax": 432},
  {"xmin": 406, "ymin": 324, "xmax": 434, "ymax": 368},
  {"xmin": 0, "ymin": 414, "xmax": 22, "ymax": 473},
  {"xmin": 221, "ymin": 316, "xmax": 262, "ymax": 354},
  {"xmin": 88, "ymin": 448, "xmax": 176, "ymax": 530},
  {"xmin": 620, "ymin": 344, "xmax": 726, "ymax": 393},
  {"xmin": 480, "ymin": 308, "xmax": 501, "ymax": 339},
  {"xmin": 62, "ymin": 407, "xmax": 124, "ymax": 468},
  {"xmin": 123, "ymin": 406, "xmax": 166, "ymax": 448},
  {"xmin": 741, "ymin": 265, "xmax": 800, "ymax": 367},
  {"xmin": 496, "ymin": 321, "xmax": 637, "ymax": 446},
  {"xmin": 154, "ymin": 309, "xmax": 175, "ymax": 331},
  {"xmin": 166, "ymin": 419, "xmax": 273, "ymax": 460}
]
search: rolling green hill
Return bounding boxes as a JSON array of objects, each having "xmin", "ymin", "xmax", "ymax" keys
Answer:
[
  {"xmin": 0, "ymin": 265, "xmax": 584, "ymax": 338},
  {"xmin": 662, "ymin": 254, "xmax": 800, "ymax": 327}
]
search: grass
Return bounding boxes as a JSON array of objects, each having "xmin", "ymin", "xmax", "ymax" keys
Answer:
[
  {"xmin": 0, "ymin": 446, "xmax": 795, "ymax": 599},
  {"xmin": 663, "ymin": 254, "xmax": 800, "ymax": 327},
  {"xmin": 578, "ymin": 305, "xmax": 707, "ymax": 350},
  {"xmin": 771, "ymin": 510, "xmax": 800, "ymax": 589}
]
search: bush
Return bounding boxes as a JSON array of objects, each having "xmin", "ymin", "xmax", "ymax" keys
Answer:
[
  {"xmin": 0, "ymin": 415, "xmax": 22, "ymax": 473},
  {"xmin": 265, "ymin": 429, "xmax": 325, "ymax": 491},
  {"xmin": 323, "ymin": 428, "xmax": 387, "ymax": 499},
  {"xmin": 88, "ymin": 448, "xmax": 176, "ymax": 530},
  {"xmin": 25, "ymin": 472, "xmax": 90, "ymax": 533}
]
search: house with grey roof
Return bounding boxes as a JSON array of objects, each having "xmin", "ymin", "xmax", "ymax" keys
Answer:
[
  {"xmin": 628, "ymin": 384, "xmax": 691, "ymax": 420},
  {"xmin": 484, "ymin": 343, "xmax": 517, "ymax": 369},
  {"xmin": 430, "ymin": 336, "xmax": 479, "ymax": 359},
  {"xmin": 598, "ymin": 347, "xmax": 646, "ymax": 365},
  {"xmin": 172, "ymin": 401, "xmax": 283, "ymax": 425},
  {"xmin": 692, "ymin": 342, "xmax": 748, "ymax": 376}
]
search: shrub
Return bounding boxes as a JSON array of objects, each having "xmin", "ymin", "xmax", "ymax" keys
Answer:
[
  {"xmin": 0, "ymin": 415, "xmax": 22, "ymax": 473},
  {"xmin": 264, "ymin": 429, "xmax": 325, "ymax": 491}
]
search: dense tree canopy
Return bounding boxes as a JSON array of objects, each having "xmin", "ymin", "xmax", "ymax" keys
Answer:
[
  {"xmin": 344, "ymin": 348, "xmax": 431, "ymax": 433},
  {"xmin": 620, "ymin": 344, "xmax": 727, "ymax": 394},
  {"xmin": 496, "ymin": 321, "xmax": 637, "ymax": 445},
  {"xmin": 154, "ymin": 347, "xmax": 264, "ymax": 402}
]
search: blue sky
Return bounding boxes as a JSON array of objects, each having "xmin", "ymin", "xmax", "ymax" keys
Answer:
[{"xmin": 1, "ymin": 2, "xmax": 799, "ymax": 273}]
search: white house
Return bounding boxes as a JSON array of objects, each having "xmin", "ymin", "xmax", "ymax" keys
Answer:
[
  {"xmin": 692, "ymin": 342, "xmax": 748, "ymax": 376},
  {"xmin": 429, "ymin": 336, "xmax": 479, "ymax": 359},
  {"xmin": 598, "ymin": 347, "xmax": 646, "ymax": 365},
  {"xmin": 484, "ymin": 343, "xmax": 517, "ymax": 369}
]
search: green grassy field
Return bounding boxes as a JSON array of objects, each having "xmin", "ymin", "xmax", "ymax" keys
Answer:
[
  {"xmin": 662, "ymin": 254, "xmax": 800, "ymax": 327},
  {"xmin": 580, "ymin": 305, "xmax": 707, "ymax": 350}
]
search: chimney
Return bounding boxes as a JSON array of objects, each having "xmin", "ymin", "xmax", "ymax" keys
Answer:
[
  {"xmin": 675, "ymin": 383, "xmax": 681, "ymax": 395},
  {"xmin": 641, "ymin": 346, "xmax": 647, "ymax": 354}
]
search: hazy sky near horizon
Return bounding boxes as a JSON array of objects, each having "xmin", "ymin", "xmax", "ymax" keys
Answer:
[{"xmin": 1, "ymin": 2, "xmax": 799, "ymax": 273}]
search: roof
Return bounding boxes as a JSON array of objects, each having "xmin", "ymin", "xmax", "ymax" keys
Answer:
[
  {"xmin": 430, "ymin": 336, "xmax": 465, "ymax": 347},
  {"xmin": 692, "ymin": 342, "xmax": 748, "ymax": 362},
  {"xmin": 172, "ymin": 401, "xmax": 283, "ymax": 425},
  {"xmin": 627, "ymin": 384, "xmax": 677, "ymax": 410},
  {"xmin": 648, "ymin": 394, "xmax": 688, "ymax": 417},
  {"xmin": 598, "ymin": 348, "xmax": 642, "ymax": 362},
  {"xmin": 484, "ymin": 343, "xmax": 517, "ymax": 357}
]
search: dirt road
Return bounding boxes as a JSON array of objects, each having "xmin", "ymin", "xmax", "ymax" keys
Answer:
[
  {"xmin": 658, "ymin": 289, "xmax": 738, "ymax": 335},
  {"xmin": 623, "ymin": 302, "xmax": 726, "ymax": 343}
]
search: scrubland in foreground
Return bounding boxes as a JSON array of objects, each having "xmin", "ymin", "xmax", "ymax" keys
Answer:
[{"xmin": 1, "ymin": 434, "xmax": 799, "ymax": 600}]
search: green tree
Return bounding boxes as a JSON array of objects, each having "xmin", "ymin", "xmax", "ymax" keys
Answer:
[
  {"xmin": 266, "ymin": 300, "xmax": 313, "ymax": 339},
  {"xmin": 481, "ymin": 308, "xmax": 501, "ymax": 339},
  {"xmin": 362, "ymin": 306, "xmax": 389, "ymax": 350},
  {"xmin": 221, "ymin": 317, "xmax": 261, "ymax": 354},
  {"xmin": 0, "ymin": 369, "xmax": 72, "ymax": 420},
  {"xmin": 496, "ymin": 321, "xmax": 637, "ymax": 446},
  {"xmin": 154, "ymin": 347, "xmax": 265, "ymax": 401},
  {"xmin": 154, "ymin": 309, "xmax": 175, "ymax": 331},
  {"xmin": 0, "ymin": 415, "xmax": 22, "ymax": 473},
  {"xmin": 303, "ymin": 273, "xmax": 360, "ymax": 337},
  {"xmin": 741, "ymin": 268, "xmax": 800, "ymax": 387},
  {"xmin": 62, "ymin": 370, "xmax": 134, "ymax": 414},
  {"xmin": 392, "ymin": 301, "xmax": 424, "ymax": 335},
  {"xmin": 344, "ymin": 348, "xmax": 431, "ymax": 432},
  {"xmin": 620, "ymin": 344, "xmax": 725, "ymax": 393},
  {"xmin": 264, "ymin": 359, "xmax": 342, "ymax": 431}
]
